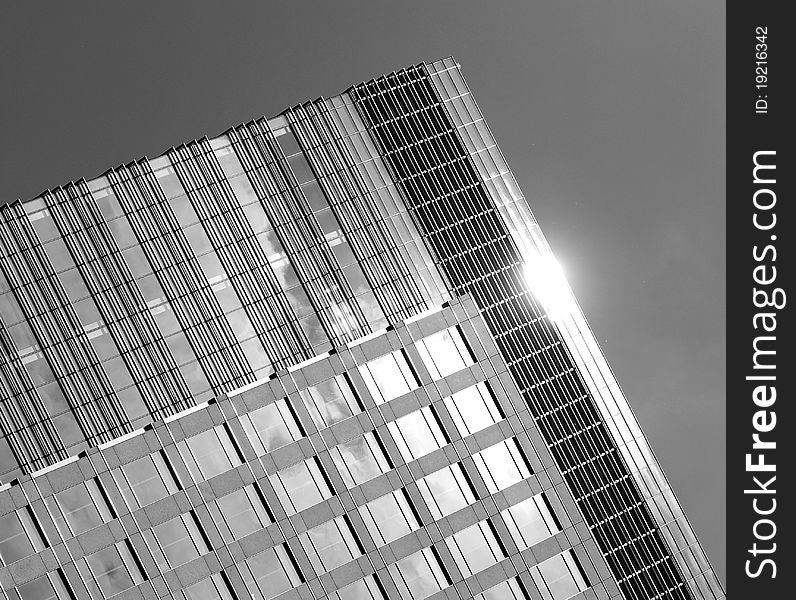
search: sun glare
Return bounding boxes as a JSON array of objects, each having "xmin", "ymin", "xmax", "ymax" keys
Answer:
[{"xmin": 523, "ymin": 252, "xmax": 575, "ymax": 323}]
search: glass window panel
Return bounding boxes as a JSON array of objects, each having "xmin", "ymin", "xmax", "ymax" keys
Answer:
[
  {"xmin": 49, "ymin": 479, "xmax": 113, "ymax": 537},
  {"xmin": 300, "ymin": 375, "xmax": 361, "ymax": 428},
  {"xmin": 301, "ymin": 180, "xmax": 327, "ymax": 212},
  {"xmin": 209, "ymin": 485, "xmax": 271, "ymax": 543},
  {"xmin": 358, "ymin": 490, "xmax": 418, "ymax": 547},
  {"xmin": 85, "ymin": 542, "xmax": 142, "ymax": 598},
  {"xmin": 300, "ymin": 516, "xmax": 360, "ymax": 575},
  {"xmin": 416, "ymin": 327, "xmax": 474, "ymax": 379},
  {"xmin": 169, "ymin": 196, "xmax": 199, "ymax": 229},
  {"xmin": 476, "ymin": 578, "xmax": 528, "ymax": 600},
  {"xmin": 445, "ymin": 521, "xmax": 504, "ymax": 577},
  {"xmin": 240, "ymin": 398, "xmax": 302, "ymax": 455},
  {"xmin": 388, "ymin": 548, "xmax": 447, "ymax": 600},
  {"xmin": 387, "ymin": 407, "xmax": 446, "ymax": 462},
  {"xmin": 331, "ymin": 433, "xmax": 390, "ymax": 487},
  {"xmin": 359, "ymin": 350, "xmax": 418, "ymax": 404},
  {"xmin": 179, "ymin": 425, "xmax": 241, "ymax": 482},
  {"xmin": 16, "ymin": 573, "xmax": 70, "ymax": 600},
  {"xmin": 327, "ymin": 575, "xmax": 385, "ymax": 600},
  {"xmin": 473, "ymin": 439, "xmax": 532, "ymax": 494},
  {"xmin": 503, "ymin": 494, "xmax": 559, "ymax": 550},
  {"xmin": 0, "ymin": 511, "xmax": 36, "ymax": 564},
  {"xmin": 288, "ymin": 153, "xmax": 315, "ymax": 185},
  {"xmin": 241, "ymin": 545, "xmax": 301, "ymax": 600},
  {"xmin": 276, "ymin": 130, "xmax": 301, "ymax": 157},
  {"xmin": 417, "ymin": 464, "xmax": 476, "ymax": 520},
  {"xmin": 114, "ymin": 451, "xmax": 178, "ymax": 510},
  {"xmin": 228, "ymin": 174, "xmax": 259, "ymax": 206},
  {"xmin": 183, "ymin": 573, "xmax": 234, "ymax": 600},
  {"xmin": 444, "ymin": 382, "xmax": 502, "ymax": 437},
  {"xmin": 270, "ymin": 457, "xmax": 331, "ymax": 515},
  {"xmin": 531, "ymin": 551, "xmax": 588, "ymax": 600},
  {"xmin": 146, "ymin": 513, "xmax": 208, "ymax": 571}
]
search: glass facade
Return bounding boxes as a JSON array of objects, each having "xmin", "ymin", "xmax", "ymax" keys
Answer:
[{"xmin": 0, "ymin": 57, "xmax": 721, "ymax": 600}]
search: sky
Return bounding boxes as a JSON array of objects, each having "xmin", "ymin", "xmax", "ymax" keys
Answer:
[{"xmin": 0, "ymin": 0, "xmax": 725, "ymax": 583}]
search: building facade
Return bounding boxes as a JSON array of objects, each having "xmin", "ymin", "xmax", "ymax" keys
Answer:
[{"xmin": 0, "ymin": 58, "xmax": 722, "ymax": 600}]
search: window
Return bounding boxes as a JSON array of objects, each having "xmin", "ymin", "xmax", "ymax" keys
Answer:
[
  {"xmin": 270, "ymin": 457, "xmax": 332, "ymax": 515},
  {"xmin": 16, "ymin": 572, "xmax": 72, "ymax": 600},
  {"xmin": 445, "ymin": 521, "xmax": 504, "ymax": 577},
  {"xmin": 502, "ymin": 494, "xmax": 560, "ymax": 550},
  {"xmin": 331, "ymin": 432, "xmax": 391, "ymax": 487},
  {"xmin": 240, "ymin": 399, "xmax": 303, "ymax": 455},
  {"xmin": 475, "ymin": 578, "xmax": 528, "ymax": 600},
  {"xmin": 81, "ymin": 541, "xmax": 144, "ymax": 599},
  {"xmin": 530, "ymin": 551, "xmax": 588, "ymax": 600},
  {"xmin": 415, "ymin": 327, "xmax": 474, "ymax": 379},
  {"xmin": 444, "ymin": 382, "xmax": 502, "ymax": 436},
  {"xmin": 417, "ymin": 464, "xmax": 476, "ymax": 520},
  {"xmin": 387, "ymin": 407, "xmax": 447, "ymax": 462},
  {"xmin": 388, "ymin": 547, "xmax": 448, "ymax": 600},
  {"xmin": 144, "ymin": 512, "xmax": 209, "ymax": 572},
  {"xmin": 327, "ymin": 575, "xmax": 385, "ymax": 600},
  {"xmin": 240, "ymin": 545, "xmax": 302, "ymax": 600},
  {"xmin": 359, "ymin": 350, "xmax": 417, "ymax": 404},
  {"xmin": 358, "ymin": 490, "xmax": 419, "ymax": 546},
  {"xmin": 178, "ymin": 425, "xmax": 242, "ymax": 482},
  {"xmin": 113, "ymin": 451, "xmax": 179, "ymax": 510},
  {"xmin": 300, "ymin": 516, "xmax": 362, "ymax": 575},
  {"xmin": 47, "ymin": 479, "xmax": 114, "ymax": 538},
  {"xmin": 300, "ymin": 374, "xmax": 361, "ymax": 428},
  {"xmin": 183, "ymin": 573, "xmax": 234, "ymax": 600},
  {"xmin": 0, "ymin": 509, "xmax": 44, "ymax": 565},
  {"xmin": 473, "ymin": 439, "xmax": 532, "ymax": 494},
  {"xmin": 207, "ymin": 485, "xmax": 271, "ymax": 543}
]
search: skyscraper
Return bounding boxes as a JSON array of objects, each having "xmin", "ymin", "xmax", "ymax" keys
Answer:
[{"xmin": 0, "ymin": 58, "xmax": 722, "ymax": 600}]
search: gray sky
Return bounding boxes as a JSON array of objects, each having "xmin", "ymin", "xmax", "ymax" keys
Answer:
[{"xmin": 1, "ymin": 0, "xmax": 724, "ymax": 582}]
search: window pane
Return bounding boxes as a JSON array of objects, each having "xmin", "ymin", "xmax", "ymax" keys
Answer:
[
  {"xmin": 242, "ymin": 545, "xmax": 301, "ymax": 600},
  {"xmin": 445, "ymin": 521, "xmax": 504, "ymax": 577},
  {"xmin": 270, "ymin": 457, "xmax": 331, "ymax": 515},
  {"xmin": 444, "ymin": 382, "xmax": 502, "ymax": 437},
  {"xmin": 180, "ymin": 426, "xmax": 241, "ymax": 481},
  {"xmin": 115, "ymin": 451, "xmax": 178, "ymax": 509},
  {"xmin": 50, "ymin": 479, "xmax": 113, "ymax": 537},
  {"xmin": 240, "ymin": 399, "xmax": 302, "ymax": 455},
  {"xmin": 531, "ymin": 551, "xmax": 588, "ymax": 600},
  {"xmin": 300, "ymin": 516, "xmax": 361, "ymax": 575},
  {"xmin": 359, "ymin": 351, "xmax": 417, "ymax": 404},
  {"xmin": 473, "ymin": 439, "xmax": 532, "ymax": 494},
  {"xmin": 387, "ymin": 407, "xmax": 446, "ymax": 462},
  {"xmin": 503, "ymin": 494, "xmax": 559, "ymax": 550},
  {"xmin": 327, "ymin": 575, "xmax": 385, "ymax": 600},
  {"xmin": 476, "ymin": 578, "xmax": 528, "ymax": 600},
  {"xmin": 388, "ymin": 548, "xmax": 447, "ymax": 600},
  {"xmin": 209, "ymin": 485, "xmax": 271, "ymax": 542},
  {"xmin": 147, "ymin": 513, "xmax": 208, "ymax": 571},
  {"xmin": 358, "ymin": 490, "xmax": 418, "ymax": 547},
  {"xmin": 331, "ymin": 433, "xmax": 390, "ymax": 487},
  {"xmin": 417, "ymin": 463, "xmax": 476, "ymax": 520},
  {"xmin": 183, "ymin": 573, "xmax": 234, "ymax": 600},
  {"xmin": 17, "ymin": 573, "xmax": 70, "ymax": 600},
  {"xmin": 85, "ymin": 542, "xmax": 142, "ymax": 598},
  {"xmin": 416, "ymin": 327, "xmax": 474, "ymax": 379},
  {"xmin": 0, "ymin": 511, "xmax": 36, "ymax": 564},
  {"xmin": 300, "ymin": 375, "xmax": 361, "ymax": 427}
]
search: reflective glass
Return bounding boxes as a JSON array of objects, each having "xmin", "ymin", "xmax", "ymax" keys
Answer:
[
  {"xmin": 209, "ymin": 485, "xmax": 271, "ymax": 542},
  {"xmin": 16, "ymin": 573, "xmax": 69, "ymax": 600},
  {"xmin": 288, "ymin": 153, "xmax": 315, "ymax": 185},
  {"xmin": 300, "ymin": 375, "xmax": 361, "ymax": 428},
  {"xmin": 270, "ymin": 457, "xmax": 331, "ymax": 515},
  {"xmin": 114, "ymin": 452, "xmax": 178, "ymax": 509},
  {"xmin": 531, "ymin": 551, "xmax": 588, "ymax": 600},
  {"xmin": 241, "ymin": 545, "xmax": 301, "ymax": 600},
  {"xmin": 388, "ymin": 548, "xmax": 447, "ymax": 600},
  {"xmin": 417, "ymin": 464, "xmax": 476, "ymax": 520},
  {"xmin": 387, "ymin": 407, "xmax": 447, "ymax": 462},
  {"xmin": 300, "ymin": 516, "xmax": 361, "ymax": 575},
  {"xmin": 49, "ymin": 479, "xmax": 113, "ymax": 537},
  {"xmin": 0, "ymin": 511, "xmax": 37, "ymax": 565},
  {"xmin": 415, "ymin": 327, "xmax": 474, "ymax": 379},
  {"xmin": 503, "ymin": 494, "xmax": 559, "ymax": 550},
  {"xmin": 327, "ymin": 576, "xmax": 385, "ymax": 600},
  {"xmin": 179, "ymin": 425, "xmax": 241, "ymax": 482},
  {"xmin": 85, "ymin": 542, "xmax": 142, "ymax": 598},
  {"xmin": 183, "ymin": 573, "xmax": 234, "ymax": 600},
  {"xmin": 146, "ymin": 513, "xmax": 208, "ymax": 571},
  {"xmin": 240, "ymin": 399, "xmax": 302, "ymax": 455},
  {"xmin": 359, "ymin": 350, "xmax": 418, "ymax": 404},
  {"xmin": 358, "ymin": 490, "xmax": 418, "ymax": 546},
  {"xmin": 331, "ymin": 432, "xmax": 390, "ymax": 487},
  {"xmin": 476, "ymin": 578, "xmax": 528, "ymax": 600},
  {"xmin": 445, "ymin": 521, "xmax": 504, "ymax": 577},
  {"xmin": 444, "ymin": 382, "xmax": 502, "ymax": 437},
  {"xmin": 474, "ymin": 439, "xmax": 532, "ymax": 494}
]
